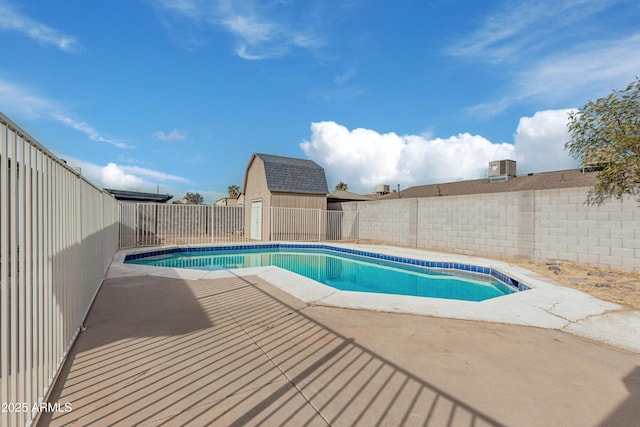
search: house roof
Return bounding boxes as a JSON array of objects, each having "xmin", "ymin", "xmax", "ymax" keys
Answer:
[
  {"xmin": 382, "ymin": 168, "xmax": 598, "ymax": 199},
  {"xmin": 255, "ymin": 153, "xmax": 329, "ymax": 194},
  {"xmin": 172, "ymin": 198, "xmax": 194, "ymax": 204},
  {"xmin": 327, "ymin": 189, "xmax": 372, "ymax": 202},
  {"xmin": 104, "ymin": 188, "xmax": 174, "ymax": 203}
]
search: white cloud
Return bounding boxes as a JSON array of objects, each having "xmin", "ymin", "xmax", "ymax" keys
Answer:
[
  {"xmin": 462, "ymin": 33, "xmax": 640, "ymax": 117},
  {"xmin": 0, "ymin": 2, "xmax": 79, "ymax": 52},
  {"xmin": 0, "ymin": 78, "xmax": 130, "ymax": 148},
  {"xmin": 62, "ymin": 156, "xmax": 190, "ymax": 193},
  {"xmin": 449, "ymin": 1, "xmax": 637, "ymax": 117},
  {"xmin": 300, "ymin": 121, "xmax": 515, "ymax": 193},
  {"xmin": 448, "ymin": 0, "xmax": 616, "ymax": 63},
  {"xmin": 301, "ymin": 111, "xmax": 579, "ymax": 193},
  {"xmin": 0, "ymin": 78, "xmax": 55, "ymax": 118},
  {"xmin": 58, "ymin": 155, "xmax": 103, "ymax": 183},
  {"xmin": 217, "ymin": 3, "xmax": 323, "ymax": 59},
  {"xmin": 222, "ymin": 13, "xmax": 275, "ymax": 45},
  {"xmin": 517, "ymin": 34, "xmax": 640, "ymax": 103},
  {"xmin": 102, "ymin": 163, "xmax": 146, "ymax": 189},
  {"xmin": 309, "ymin": 83, "xmax": 367, "ymax": 103},
  {"xmin": 152, "ymin": 128, "xmax": 187, "ymax": 141},
  {"xmin": 119, "ymin": 165, "xmax": 190, "ymax": 183},
  {"xmin": 309, "ymin": 64, "xmax": 367, "ymax": 101},
  {"xmin": 154, "ymin": 0, "xmax": 324, "ymax": 59},
  {"xmin": 513, "ymin": 109, "xmax": 579, "ymax": 173},
  {"xmin": 51, "ymin": 113, "xmax": 131, "ymax": 148},
  {"xmin": 156, "ymin": 0, "xmax": 204, "ymax": 20},
  {"xmin": 334, "ymin": 64, "xmax": 357, "ymax": 86}
]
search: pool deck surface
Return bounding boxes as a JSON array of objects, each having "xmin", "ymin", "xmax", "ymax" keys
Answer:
[
  {"xmin": 114, "ymin": 243, "xmax": 640, "ymax": 353},
  {"xmin": 41, "ymin": 244, "xmax": 640, "ymax": 426}
]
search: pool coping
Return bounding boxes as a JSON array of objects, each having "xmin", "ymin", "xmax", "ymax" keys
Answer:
[
  {"xmin": 109, "ymin": 242, "xmax": 640, "ymax": 353},
  {"xmin": 123, "ymin": 243, "xmax": 529, "ymax": 293}
]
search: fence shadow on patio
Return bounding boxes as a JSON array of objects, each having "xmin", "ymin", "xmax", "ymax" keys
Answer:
[
  {"xmin": 41, "ymin": 273, "xmax": 505, "ymax": 426},
  {"xmin": 600, "ymin": 366, "xmax": 640, "ymax": 427}
]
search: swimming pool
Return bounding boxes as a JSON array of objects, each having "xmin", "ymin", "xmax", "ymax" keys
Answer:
[{"xmin": 125, "ymin": 244, "xmax": 526, "ymax": 302}]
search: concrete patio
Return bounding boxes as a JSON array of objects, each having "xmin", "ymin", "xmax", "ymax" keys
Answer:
[{"xmin": 41, "ymin": 270, "xmax": 639, "ymax": 426}]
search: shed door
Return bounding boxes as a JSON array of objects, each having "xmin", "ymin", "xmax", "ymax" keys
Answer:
[{"xmin": 250, "ymin": 200, "xmax": 262, "ymax": 240}]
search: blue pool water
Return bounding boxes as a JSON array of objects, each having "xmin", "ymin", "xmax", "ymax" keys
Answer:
[{"xmin": 125, "ymin": 246, "xmax": 519, "ymax": 302}]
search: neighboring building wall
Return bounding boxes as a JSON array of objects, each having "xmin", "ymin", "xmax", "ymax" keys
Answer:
[
  {"xmin": 331, "ymin": 187, "xmax": 640, "ymax": 272},
  {"xmin": 214, "ymin": 197, "xmax": 239, "ymax": 206}
]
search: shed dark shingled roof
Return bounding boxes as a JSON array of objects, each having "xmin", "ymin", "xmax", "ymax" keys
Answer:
[
  {"xmin": 256, "ymin": 153, "xmax": 329, "ymax": 194},
  {"xmin": 382, "ymin": 169, "xmax": 598, "ymax": 199}
]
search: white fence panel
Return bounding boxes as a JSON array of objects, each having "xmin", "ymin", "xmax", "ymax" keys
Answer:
[
  {"xmin": 0, "ymin": 113, "xmax": 119, "ymax": 427},
  {"xmin": 119, "ymin": 202, "xmax": 137, "ymax": 249},
  {"xmin": 119, "ymin": 205, "xmax": 353, "ymax": 247},
  {"xmin": 326, "ymin": 210, "xmax": 347, "ymax": 241},
  {"xmin": 271, "ymin": 207, "xmax": 323, "ymax": 241},
  {"xmin": 212, "ymin": 205, "xmax": 246, "ymax": 242},
  {"xmin": 119, "ymin": 203, "xmax": 357, "ymax": 248},
  {"xmin": 118, "ymin": 204, "xmax": 249, "ymax": 248}
]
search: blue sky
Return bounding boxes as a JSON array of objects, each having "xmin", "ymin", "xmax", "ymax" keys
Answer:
[{"xmin": 1, "ymin": 0, "xmax": 639, "ymax": 202}]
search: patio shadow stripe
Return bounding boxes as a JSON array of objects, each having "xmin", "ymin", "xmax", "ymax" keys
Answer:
[{"xmin": 227, "ymin": 338, "xmax": 352, "ymax": 427}]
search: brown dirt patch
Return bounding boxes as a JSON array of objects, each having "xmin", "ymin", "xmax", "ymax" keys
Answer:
[{"xmin": 508, "ymin": 260, "xmax": 640, "ymax": 310}]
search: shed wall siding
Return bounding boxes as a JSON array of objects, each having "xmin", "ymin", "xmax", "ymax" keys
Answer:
[
  {"xmin": 271, "ymin": 193, "xmax": 327, "ymax": 209},
  {"xmin": 244, "ymin": 157, "xmax": 272, "ymax": 240}
]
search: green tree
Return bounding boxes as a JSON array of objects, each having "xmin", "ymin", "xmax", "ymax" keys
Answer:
[
  {"xmin": 184, "ymin": 192, "xmax": 203, "ymax": 204},
  {"xmin": 227, "ymin": 184, "xmax": 241, "ymax": 198},
  {"xmin": 335, "ymin": 181, "xmax": 348, "ymax": 191},
  {"xmin": 565, "ymin": 78, "xmax": 640, "ymax": 203}
]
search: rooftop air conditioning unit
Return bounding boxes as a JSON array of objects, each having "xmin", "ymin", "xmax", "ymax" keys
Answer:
[
  {"xmin": 489, "ymin": 160, "xmax": 516, "ymax": 182},
  {"xmin": 375, "ymin": 184, "xmax": 390, "ymax": 195}
]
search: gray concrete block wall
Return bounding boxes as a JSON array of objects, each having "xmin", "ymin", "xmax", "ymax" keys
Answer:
[
  {"xmin": 416, "ymin": 193, "xmax": 524, "ymax": 260},
  {"xmin": 333, "ymin": 187, "xmax": 640, "ymax": 272},
  {"xmin": 329, "ymin": 202, "xmax": 360, "ymax": 240},
  {"xmin": 535, "ymin": 188, "xmax": 640, "ymax": 271},
  {"xmin": 353, "ymin": 199, "xmax": 418, "ymax": 247}
]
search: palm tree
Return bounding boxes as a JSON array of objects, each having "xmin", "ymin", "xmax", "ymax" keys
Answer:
[
  {"xmin": 335, "ymin": 182, "xmax": 348, "ymax": 191},
  {"xmin": 184, "ymin": 192, "xmax": 203, "ymax": 204},
  {"xmin": 227, "ymin": 184, "xmax": 241, "ymax": 198}
]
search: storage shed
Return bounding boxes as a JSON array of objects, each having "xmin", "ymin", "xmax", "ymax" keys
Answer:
[{"xmin": 242, "ymin": 153, "xmax": 328, "ymax": 240}]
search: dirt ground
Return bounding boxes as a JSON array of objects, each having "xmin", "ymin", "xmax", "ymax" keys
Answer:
[{"xmin": 511, "ymin": 259, "xmax": 640, "ymax": 310}]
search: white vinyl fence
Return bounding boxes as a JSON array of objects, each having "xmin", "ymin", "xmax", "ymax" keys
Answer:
[
  {"xmin": 119, "ymin": 204, "xmax": 350, "ymax": 248},
  {"xmin": 0, "ymin": 113, "xmax": 120, "ymax": 427},
  {"xmin": 119, "ymin": 204, "xmax": 248, "ymax": 247},
  {"xmin": 271, "ymin": 207, "xmax": 324, "ymax": 241},
  {"xmin": 270, "ymin": 207, "xmax": 347, "ymax": 241}
]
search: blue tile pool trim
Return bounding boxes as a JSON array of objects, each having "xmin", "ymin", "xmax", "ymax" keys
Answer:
[{"xmin": 124, "ymin": 244, "xmax": 530, "ymax": 292}]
